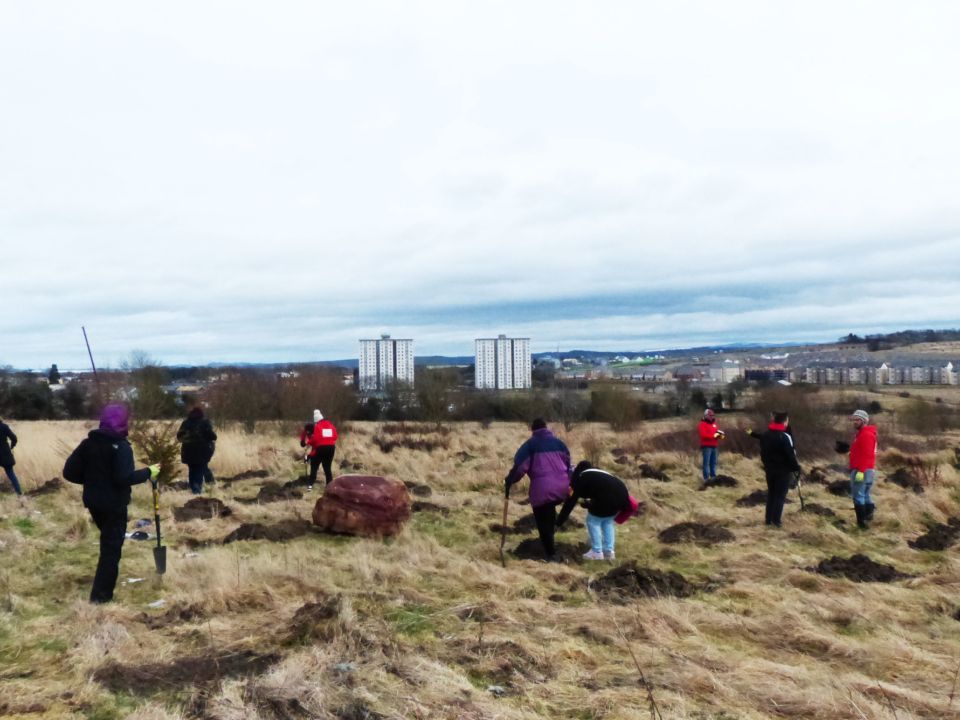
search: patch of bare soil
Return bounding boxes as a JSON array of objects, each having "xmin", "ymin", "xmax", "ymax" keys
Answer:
[
  {"xmin": 26, "ymin": 477, "xmax": 62, "ymax": 496},
  {"xmin": 0, "ymin": 702, "xmax": 46, "ymax": 715},
  {"xmin": 334, "ymin": 701, "xmax": 387, "ymax": 720},
  {"xmin": 801, "ymin": 503, "xmax": 836, "ymax": 517},
  {"xmin": 490, "ymin": 513, "xmax": 583, "ymax": 534},
  {"xmin": 888, "ymin": 467, "xmax": 926, "ymax": 494},
  {"xmin": 219, "ymin": 469, "xmax": 270, "ymax": 484},
  {"xmin": 589, "ymin": 561, "xmax": 699, "ymax": 602},
  {"xmin": 638, "ymin": 464, "xmax": 670, "ymax": 482},
  {"xmin": 287, "ymin": 596, "xmax": 340, "ymax": 643},
  {"xmin": 403, "ymin": 481, "xmax": 433, "ymax": 497},
  {"xmin": 826, "ymin": 480, "xmax": 850, "ymax": 497},
  {"xmin": 137, "ymin": 603, "xmax": 206, "ymax": 629},
  {"xmin": 223, "ymin": 520, "xmax": 315, "ymax": 543},
  {"xmin": 512, "ymin": 538, "xmax": 583, "ymax": 563},
  {"xmin": 235, "ymin": 482, "xmax": 303, "ymax": 504},
  {"xmin": 736, "ymin": 490, "xmax": 793, "ymax": 507},
  {"xmin": 284, "ymin": 475, "xmax": 312, "ymax": 489},
  {"xmin": 93, "ymin": 650, "xmax": 280, "ymax": 694},
  {"xmin": 412, "ymin": 500, "xmax": 449, "ymax": 515},
  {"xmin": 813, "ymin": 554, "xmax": 911, "ymax": 582},
  {"xmin": 173, "ymin": 497, "xmax": 233, "ymax": 521},
  {"xmin": 804, "ymin": 467, "xmax": 831, "ymax": 484},
  {"xmin": 658, "ymin": 522, "xmax": 735, "ymax": 546},
  {"xmin": 908, "ymin": 518, "xmax": 960, "ymax": 551},
  {"xmin": 699, "ymin": 474, "xmax": 738, "ymax": 490}
]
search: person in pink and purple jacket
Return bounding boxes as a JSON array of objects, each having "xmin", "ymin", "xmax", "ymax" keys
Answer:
[{"xmin": 504, "ymin": 418, "xmax": 572, "ymax": 561}]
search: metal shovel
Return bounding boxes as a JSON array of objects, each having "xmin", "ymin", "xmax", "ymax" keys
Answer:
[{"xmin": 151, "ymin": 478, "xmax": 167, "ymax": 574}]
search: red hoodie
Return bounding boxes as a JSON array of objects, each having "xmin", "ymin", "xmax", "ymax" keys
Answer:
[
  {"xmin": 309, "ymin": 419, "xmax": 338, "ymax": 449},
  {"xmin": 698, "ymin": 419, "xmax": 722, "ymax": 448},
  {"xmin": 849, "ymin": 424, "xmax": 877, "ymax": 471}
]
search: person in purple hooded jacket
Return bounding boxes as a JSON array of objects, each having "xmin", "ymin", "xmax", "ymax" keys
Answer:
[
  {"xmin": 63, "ymin": 403, "xmax": 159, "ymax": 604},
  {"xmin": 504, "ymin": 418, "xmax": 572, "ymax": 561}
]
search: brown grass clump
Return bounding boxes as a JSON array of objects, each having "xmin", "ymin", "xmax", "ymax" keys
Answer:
[{"xmin": 1, "ymin": 397, "xmax": 960, "ymax": 719}]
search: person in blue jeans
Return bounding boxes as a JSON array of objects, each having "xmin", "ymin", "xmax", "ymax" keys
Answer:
[
  {"xmin": 0, "ymin": 418, "xmax": 23, "ymax": 496},
  {"xmin": 556, "ymin": 461, "xmax": 640, "ymax": 560},
  {"xmin": 697, "ymin": 409, "xmax": 725, "ymax": 483}
]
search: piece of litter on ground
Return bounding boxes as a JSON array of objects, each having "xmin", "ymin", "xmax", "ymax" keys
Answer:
[
  {"xmin": 126, "ymin": 578, "xmax": 145, "ymax": 584},
  {"xmin": 146, "ymin": 599, "xmax": 166, "ymax": 609},
  {"xmin": 185, "ymin": 552, "xmax": 199, "ymax": 558},
  {"xmin": 134, "ymin": 518, "xmax": 152, "ymax": 528},
  {"xmin": 333, "ymin": 662, "xmax": 356, "ymax": 673},
  {"xmin": 487, "ymin": 685, "xmax": 507, "ymax": 697}
]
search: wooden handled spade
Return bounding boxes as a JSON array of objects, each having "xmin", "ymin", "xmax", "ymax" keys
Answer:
[{"xmin": 151, "ymin": 478, "xmax": 167, "ymax": 574}]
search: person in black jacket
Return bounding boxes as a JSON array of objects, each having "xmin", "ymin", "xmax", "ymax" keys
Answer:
[
  {"xmin": 176, "ymin": 406, "xmax": 217, "ymax": 494},
  {"xmin": 63, "ymin": 403, "xmax": 159, "ymax": 604},
  {"xmin": 757, "ymin": 411, "xmax": 801, "ymax": 527},
  {"xmin": 0, "ymin": 418, "xmax": 23, "ymax": 496},
  {"xmin": 556, "ymin": 461, "xmax": 639, "ymax": 560}
]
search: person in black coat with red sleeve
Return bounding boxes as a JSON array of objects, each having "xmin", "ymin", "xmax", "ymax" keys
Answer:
[
  {"xmin": 757, "ymin": 411, "xmax": 801, "ymax": 527},
  {"xmin": 63, "ymin": 403, "xmax": 159, "ymax": 604},
  {"xmin": 556, "ymin": 461, "xmax": 640, "ymax": 560}
]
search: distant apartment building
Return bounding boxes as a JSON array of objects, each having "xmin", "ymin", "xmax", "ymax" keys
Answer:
[
  {"xmin": 358, "ymin": 334, "xmax": 415, "ymax": 391},
  {"xmin": 708, "ymin": 361, "xmax": 743, "ymax": 384},
  {"xmin": 475, "ymin": 335, "xmax": 532, "ymax": 390}
]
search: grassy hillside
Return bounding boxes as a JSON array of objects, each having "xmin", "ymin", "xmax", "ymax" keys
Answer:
[{"xmin": 1, "ymin": 400, "xmax": 959, "ymax": 719}]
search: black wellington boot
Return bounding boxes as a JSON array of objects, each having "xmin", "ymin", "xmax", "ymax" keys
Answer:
[
  {"xmin": 854, "ymin": 504, "xmax": 868, "ymax": 530},
  {"xmin": 865, "ymin": 503, "xmax": 875, "ymax": 522}
]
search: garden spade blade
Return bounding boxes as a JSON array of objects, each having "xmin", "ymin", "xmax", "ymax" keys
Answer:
[{"xmin": 151, "ymin": 480, "xmax": 167, "ymax": 574}]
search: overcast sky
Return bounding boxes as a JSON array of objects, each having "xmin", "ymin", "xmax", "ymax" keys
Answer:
[{"xmin": 2, "ymin": 1, "xmax": 958, "ymax": 370}]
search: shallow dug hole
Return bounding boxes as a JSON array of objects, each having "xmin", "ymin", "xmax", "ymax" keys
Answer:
[
  {"xmin": 589, "ymin": 561, "xmax": 700, "ymax": 602},
  {"xmin": 699, "ymin": 474, "xmax": 738, "ymax": 490},
  {"xmin": 173, "ymin": 497, "xmax": 233, "ymax": 521},
  {"xmin": 658, "ymin": 522, "xmax": 734, "ymax": 546},
  {"xmin": 235, "ymin": 481, "xmax": 303, "ymax": 504},
  {"xmin": 512, "ymin": 538, "xmax": 583, "ymax": 563},
  {"xmin": 908, "ymin": 518, "xmax": 960, "ymax": 551},
  {"xmin": 812, "ymin": 554, "xmax": 912, "ymax": 582},
  {"xmin": 735, "ymin": 490, "xmax": 793, "ymax": 507},
  {"xmin": 94, "ymin": 650, "xmax": 280, "ymax": 693},
  {"xmin": 223, "ymin": 519, "xmax": 315, "ymax": 543}
]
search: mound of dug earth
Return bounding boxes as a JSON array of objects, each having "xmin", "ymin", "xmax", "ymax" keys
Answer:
[
  {"xmin": 403, "ymin": 480, "xmax": 433, "ymax": 497},
  {"xmin": 826, "ymin": 480, "xmax": 850, "ymax": 497},
  {"xmin": 287, "ymin": 595, "xmax": 341, "ymax": 642},
  {"xmin": 735, "ymin": 490, "xmax": 793, "ymax": 507},
  {"xmin": 813, "ymin": 554, "xmax": 911, "ymax": 583},
  {"xmin": 658, "ymin": 521, "xmax": 734, "ymax": 545},
  {"xmin": 888, "ymin": 467, "xmax": 926, "ymax": 494},
  {"xmin": 251, "ymin": 482, "xmax": 303, "ymax": 503},
  {"xmin": 590, "ymin": 561, "xmax": 698, "ymax": 602},
  {"xmin": 223, "ymin": 519, "xmax": 314, "ymax": 543},
  {"xmin": 699, "ymin": 474, "xmax": 738, "ymax": 490},
  {"xmin": 512, "ymin": 538, "xmax": 583, "ymax": 563},
  {"xmin": 25, "ymin": 477, "xmax": 62, "ymax": 496},
  {"xmin": 412, "ymin": 500, "xmax": 449, "ymax": 515},
  {"xmin": 638, "ymin": 464, "xmax": 670, "ymax": 482},
  {"xmin": 801, "ymin": 503, "xmax": 836, "ymax": 517},
  {"xmin": 94, "ymin": 650, "xmax": 280, "ymax": 694},
  {"xmin": 908, "ymin": 518, "xmax": 960, "ymax": 551},
  {"xmin": 219, "ymin": 469, "xmax": 270, "ymax": 484},
  {"xmin": 173, "ymin": 497, "xmax": 233, "ymax": 521}
]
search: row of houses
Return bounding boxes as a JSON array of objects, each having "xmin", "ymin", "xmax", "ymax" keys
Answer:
[{"xmin": 799, "ymin": 361, "xmax": 958, "ymax": 386}]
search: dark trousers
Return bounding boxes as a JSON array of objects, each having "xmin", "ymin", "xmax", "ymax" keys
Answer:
[
  {"xmin": 1, "ymin": 465, "xmax": 22, "ymax": 495},
  {"xmin": 532, "ymin": 502, "xmax": 559, "ymax": 557},
  {"xmin": 187, "ymin": 463, "xmax": 207, "ymax": 494},
  {"xmin": 311, "ymin": 445, "xmax": 336, "ymax": 485},
  {"xmin": 765, "ymin": 474, "xmax": 790, "ymax": 526},
  {"xmin": 88, "ymin": 506, "xmax": 128, "ymax": 603}
]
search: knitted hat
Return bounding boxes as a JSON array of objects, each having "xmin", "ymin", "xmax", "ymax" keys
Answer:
[
  {"xmin": 703, "ymin": 408, "xmax": 715, "ymax": 419},
  {"xmin": 851, "ymin": 409, "xmax": 869, "ymax": 423},
  {"xmin": 313, "ymin": 409, "xmax": 323, "ymax": 422},
  {"xmin": 99, "ymin": 403, "xmax": 131, "ymax": 437}
]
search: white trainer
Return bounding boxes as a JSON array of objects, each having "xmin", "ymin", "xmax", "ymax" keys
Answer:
[
  {"xmin": 582, "ymin": 550, "xmax": 604, "ymax": 560},
  {"xmin": 603, "ymin": 550, "xmax": 616, "ymax": 560}
]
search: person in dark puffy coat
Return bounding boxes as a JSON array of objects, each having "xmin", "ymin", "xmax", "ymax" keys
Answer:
[
  {"xmin": 556, "ymin": 461, "xmax": 640, "ymax": 560},
  {"xmin": 63, "ymin": 403, "xmax": 159, "ymax": 604},
  {"xmin": 505, "ymin": 418, "xmax": 572, "ymax": 561},
  {"xmin": 176, "ymin": 406, "xmax": 217, "ymax": 494},
  {"xmin": 0, "ymin": 418, "xmax": 23, "ymax": 496}
]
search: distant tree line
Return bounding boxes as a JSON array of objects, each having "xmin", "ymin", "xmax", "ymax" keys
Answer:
[{"xmin": 840, "ymin": 328, "xmax": 960, "ymax": 351}]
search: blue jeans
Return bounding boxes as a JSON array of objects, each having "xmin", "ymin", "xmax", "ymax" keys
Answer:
[
  {"xmin": 187, "ymin": 464, "xmax": 207, "ymax": 494},
  {"xmin": 701, "ymin": 447, "xmax": 717, "ymax": 481},
  {"xmin": 850, "ymin": 469, "xmax": 875, "ymax": 505},
  {"xmin": 2, "ymin": 465, "xmax": 22, "ymax": 495},
  {"xmin": 586, "ymin": 512, "xmax": 616, "ymax": 554}
]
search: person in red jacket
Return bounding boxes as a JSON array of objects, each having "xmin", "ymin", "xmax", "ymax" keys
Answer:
[
  {"xmin": 847, "ymin": 409, "xmax": 878, "ymax": 529},
  {"xmin": 300, "ymin": 409, "xmax": 338, "ymax": 490},
  {"xmin": 697, "ymin": 408, "xmax": 725, "ymax": 484}
]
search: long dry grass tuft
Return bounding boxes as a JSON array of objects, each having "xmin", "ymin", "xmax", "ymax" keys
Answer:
[{"xmin": 1, "ymin": 396, "xmax": 959, "ymax": 719}]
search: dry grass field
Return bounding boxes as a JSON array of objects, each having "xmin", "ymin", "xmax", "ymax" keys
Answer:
[{"xmin": 1, "ymin": 395, "xmax": 959, "ymax": 719}]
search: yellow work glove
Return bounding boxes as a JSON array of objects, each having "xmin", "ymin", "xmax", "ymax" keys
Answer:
[
  {"xmin": 148, "ymin": 464, "xmax": 162, "ymax": 479},
  {"xmin": 854, "ymin": 471, "xmax": 865, "ymax": 482}
]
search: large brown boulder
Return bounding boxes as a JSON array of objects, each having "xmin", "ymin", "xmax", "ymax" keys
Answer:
[{"xmin": 311, "ymin": 475, "xmax": 411, "ymax": 537}]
